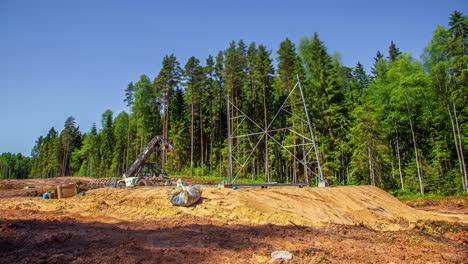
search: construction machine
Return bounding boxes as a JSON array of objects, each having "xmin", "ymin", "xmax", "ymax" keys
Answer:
[{"xmin": 117, "ymin": 136, "xmax": 174, "ymax": 187}]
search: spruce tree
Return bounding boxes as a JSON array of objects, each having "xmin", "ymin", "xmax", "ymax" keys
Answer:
[
  {"xmin": 59, "ymin": 116, "xmax": 81, "ymax": 176},
  {"xmin": 388, "ymin": 41, "xmax": 402, "ymax": 62},
  {"xmin": 99, "ymin": 110, "xmax": 115, "ymax": 178},
  {"xmin": 371, "ymin": 51, "xmax": 384, "ymax": 77},
  {"xmin": 299, "ymin": 33, "xmax": 346, "ymax": 183}
]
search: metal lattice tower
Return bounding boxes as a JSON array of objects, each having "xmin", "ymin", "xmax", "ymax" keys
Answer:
[{"xmin": 226, "ymin": 75, "xmax": 323, "ymax": 184}]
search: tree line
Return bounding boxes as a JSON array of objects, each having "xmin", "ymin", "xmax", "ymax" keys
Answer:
[{"xmin": 3, "ymin": 11, "xmax": 466, "ymax": 195}]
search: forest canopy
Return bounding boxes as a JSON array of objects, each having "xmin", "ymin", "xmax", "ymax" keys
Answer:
[{"xmin": 2, "ymin": 11, "xmax": 466, "ymax": 196}]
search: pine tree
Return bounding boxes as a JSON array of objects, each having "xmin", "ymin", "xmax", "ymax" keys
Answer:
[
  {"xmin": 154, "ymin": 54, "xmax": 181, "ymax": 167},
  {"xmin": 124, "ymin": 82, "xmax": 135, "ymax": 107},
  {"xmin": 214, "ymin": 51, "xmax": 226, "ymax": 176},
  {"xmin": 223, "ymin": 41, "xmax": 248, "ymax": 180},
  {"xmin": 205, "ymin": 55, "xmax": 217, "ymax": 176},
  {"xmin": 183, "ymin": 56, "xmax": 205, "ymax": 176},
  {"xmin": 277, "ymin": 38, "xmax": 305, "ymax": 183},
  {"xmin": 254, "ymin": 44, "xmax": 275, "ymax": 182},
  {"xmin": 123, "ymin": 82, "xmax": 135, "ymax": 171}
]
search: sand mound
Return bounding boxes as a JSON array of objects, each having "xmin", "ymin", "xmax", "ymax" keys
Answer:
[{"xmin": 0, "ymin": 185, "xmax": 465, "ymax": 230}]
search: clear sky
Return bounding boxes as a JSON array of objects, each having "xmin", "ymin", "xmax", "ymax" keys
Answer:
[{"xmin": 1, "ymin": 0, "xmax": 466, "ymax": 156}]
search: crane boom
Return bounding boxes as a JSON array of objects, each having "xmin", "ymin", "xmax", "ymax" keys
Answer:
[{"xmin": 123, "ymin": 136, "xmax": 174, "ymax": 180}]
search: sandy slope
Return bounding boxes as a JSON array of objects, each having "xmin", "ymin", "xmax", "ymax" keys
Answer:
[
  {"xmin": 0, "ymin": 185, "xmax": 464, "ymax": 230},
  {"xmin": 1, "ymin": 184, "xmax": 467, "ymax": 263}
]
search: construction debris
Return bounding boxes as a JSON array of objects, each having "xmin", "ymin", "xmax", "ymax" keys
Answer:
[
  {"xmin": 56, "ymin": 184, "xmax": 78, "ymax": 198},
  {"xmin": 271, "ymin": 251, "xmax": 292, "ymax": 260},
  {"xmin": 168, "ymin": 179, "xmax": 202, "ymax": 207},
  {"xmin": 42, "ymin": 184, "xmax": 78, "ymax": 199}
]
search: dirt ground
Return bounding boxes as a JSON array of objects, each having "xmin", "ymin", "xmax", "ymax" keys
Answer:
[
  {"xmin": 0, "ymin": 178, "xmax": 466, "ymax": 263},
  {"xmin": 0, "ymin": 177, "xmax": 92, "ymax": 198}
]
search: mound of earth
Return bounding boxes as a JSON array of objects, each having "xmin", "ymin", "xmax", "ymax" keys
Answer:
[
  {"xmin": 0, "ymin": 185, "xmax": 464, "ymax": 230},
  {"xmin": 0, "ymin": 184, "xmax": 466, "ymax": 263}
]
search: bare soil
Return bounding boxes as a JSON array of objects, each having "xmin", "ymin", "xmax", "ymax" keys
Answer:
[
  {"xmin": 0, "ymin": 177, "xmax": 92, "ymax": 198},
  {"xmin": 0, "ymin": 177, "xmax": 466, "ymax": 263}
]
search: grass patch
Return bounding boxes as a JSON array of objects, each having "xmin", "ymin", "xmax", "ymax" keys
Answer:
[
  {"xmin": 391, "ymin": 189, "xmax": 467, "ymax": 200},
  {"xmin": 171, "ymin": 173, "xmax": 266, "ymax": 184}
]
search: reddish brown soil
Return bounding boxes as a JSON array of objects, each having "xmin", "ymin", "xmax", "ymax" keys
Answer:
[
  {"xmin": 0, "ymin": 178, "xmax": 466, "ymax": 263},
  {"xmin": 0, "ymin": 177, "xmax": 92, "ymax": 198},
  {"xmin": 403, "ymin": 197, "xmax": 468, "ymax": 215}
]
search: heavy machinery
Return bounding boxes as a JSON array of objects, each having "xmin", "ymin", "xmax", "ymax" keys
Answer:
[{"xmin": 117, "ymin": 136, "xmax": 174, "ymax": 187}]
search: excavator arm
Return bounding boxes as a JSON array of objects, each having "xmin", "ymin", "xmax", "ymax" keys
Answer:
[{"xmin": 122, "ymin": 136, "xmax": 174, "ymax": 180}]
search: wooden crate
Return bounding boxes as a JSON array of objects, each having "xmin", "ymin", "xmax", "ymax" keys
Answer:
[{"xmin": 56, "ymin": 184, "xmax": 77, "ymax": 198}]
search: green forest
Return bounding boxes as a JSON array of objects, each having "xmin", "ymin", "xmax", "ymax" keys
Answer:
[{"xmin": 1, "ymin": 11, "xmax": 466, "ymax": 196}]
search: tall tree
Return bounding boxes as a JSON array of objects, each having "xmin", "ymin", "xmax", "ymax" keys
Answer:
[
  {"xmin": 254, "ymin": 44, "xmax": 275, "ymax": 182},
  {"xmin": 59, "ymin": 116, "xmax": 81, "ymax": 176},
  {"xmin": 183, "ymin": 56, "xmax": 205, "ymax": 176},
  {"xmin": 99, "ymin": 110, "xmax": 115, "ymax": 177},
  {"xmin": 299, "ymin": 33, "xmax": 346, "ymax": 183},
  {"xmin": 124, "ymin": 82, "xmax": 135, "ymax": 107},
  {"xmin": 277, "ymin": 38, "xmax": 304, "ymax": 183},
  {"xmin": 111, "ymin": 111, "xmax": 130, "ymax": 177},
  {"xmin": 124, "ymin": 82, "xmax": 135, "ymax": 170},
  {"xmin": 168, "ymin": 87, "xmax": 188, "ymax": 172},
  {"xmin": 133, "ymin": 74, "xmax": 160, "ymax": 151},
  {"xmin": 348, "ymin": 62, "xmax": 393, "ymax": 187},
  {"xmin": 72, "ymin": 124, "xmax": 99, "ymax": 177},
  {"xmin": 154, "ymin": 54, "xmax": 181, "ymax": 167},
  {"xmin": 223, "ymin": 41, "xmax": 248, "ymax": 179},
  {"xmin": 388, "ymin": 41, "xmax": 402, "ymax": 62},
  {"xmin": 205, "ymin": 55, "xmax": 218, "ymax": 176},
  {"xmin": 447, "ymin": 10, "xmax": 467, "ymax": 191}
]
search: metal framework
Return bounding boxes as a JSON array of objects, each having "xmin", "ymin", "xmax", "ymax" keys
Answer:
[{"xmin": 227, "ymin": 76, "xmax": 324, "ymax": 184}]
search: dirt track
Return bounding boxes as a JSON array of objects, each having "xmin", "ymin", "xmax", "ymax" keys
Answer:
[{"xmin": 0, "ymin": 179, "xmax": 467, "ymax": 263}]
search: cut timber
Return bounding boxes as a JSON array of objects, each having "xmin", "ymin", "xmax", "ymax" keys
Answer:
[{"xmin": 223, "ymin": 183, "xmax": 307, "ymax": 188}]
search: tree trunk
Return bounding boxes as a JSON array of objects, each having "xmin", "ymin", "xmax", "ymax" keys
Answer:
[
  {"xmin": 190, "ymin": 94, "xmax": 194, "ymax": 177},
  {"xmin": 452, "ymin": 103, "xmax": 467, "ymax": 191},
  {"xmin": 288, "ymin": 77, "xmax": 298, "ymax": 184},
  {"xmin": 200, "ymin": 104, "xmax": 204, "ymax": 175},
  {"xmin": 438, "ymin": 75, "xmax": 467, "ymax": 191},
  {"xmin": 406, "ymin": 99, "xmax": 424, "ymax": 195},
  {"xmin": 367, "ymin": 141, "xmax": 375, "ymax": 186},
  {"xmin": 262, "ymin": 80, "xmax": 269, "ymax": 182},
  {"xmin": 396, "ymin": 134, "xmax": 404, "ymax": 190},
  {"xmin": 125, "ymin": 106, "xmax": 131, "ymax": 171}
]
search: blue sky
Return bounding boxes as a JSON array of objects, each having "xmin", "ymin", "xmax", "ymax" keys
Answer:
[{"xmin": 1, "ymin": 0, "xmax": 466, "ymax": 156}]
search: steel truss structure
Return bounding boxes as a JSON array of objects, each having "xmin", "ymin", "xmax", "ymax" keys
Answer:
[{"xmin": 226, "ymin": 76, "xmax": 324, "ymax": 184}]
